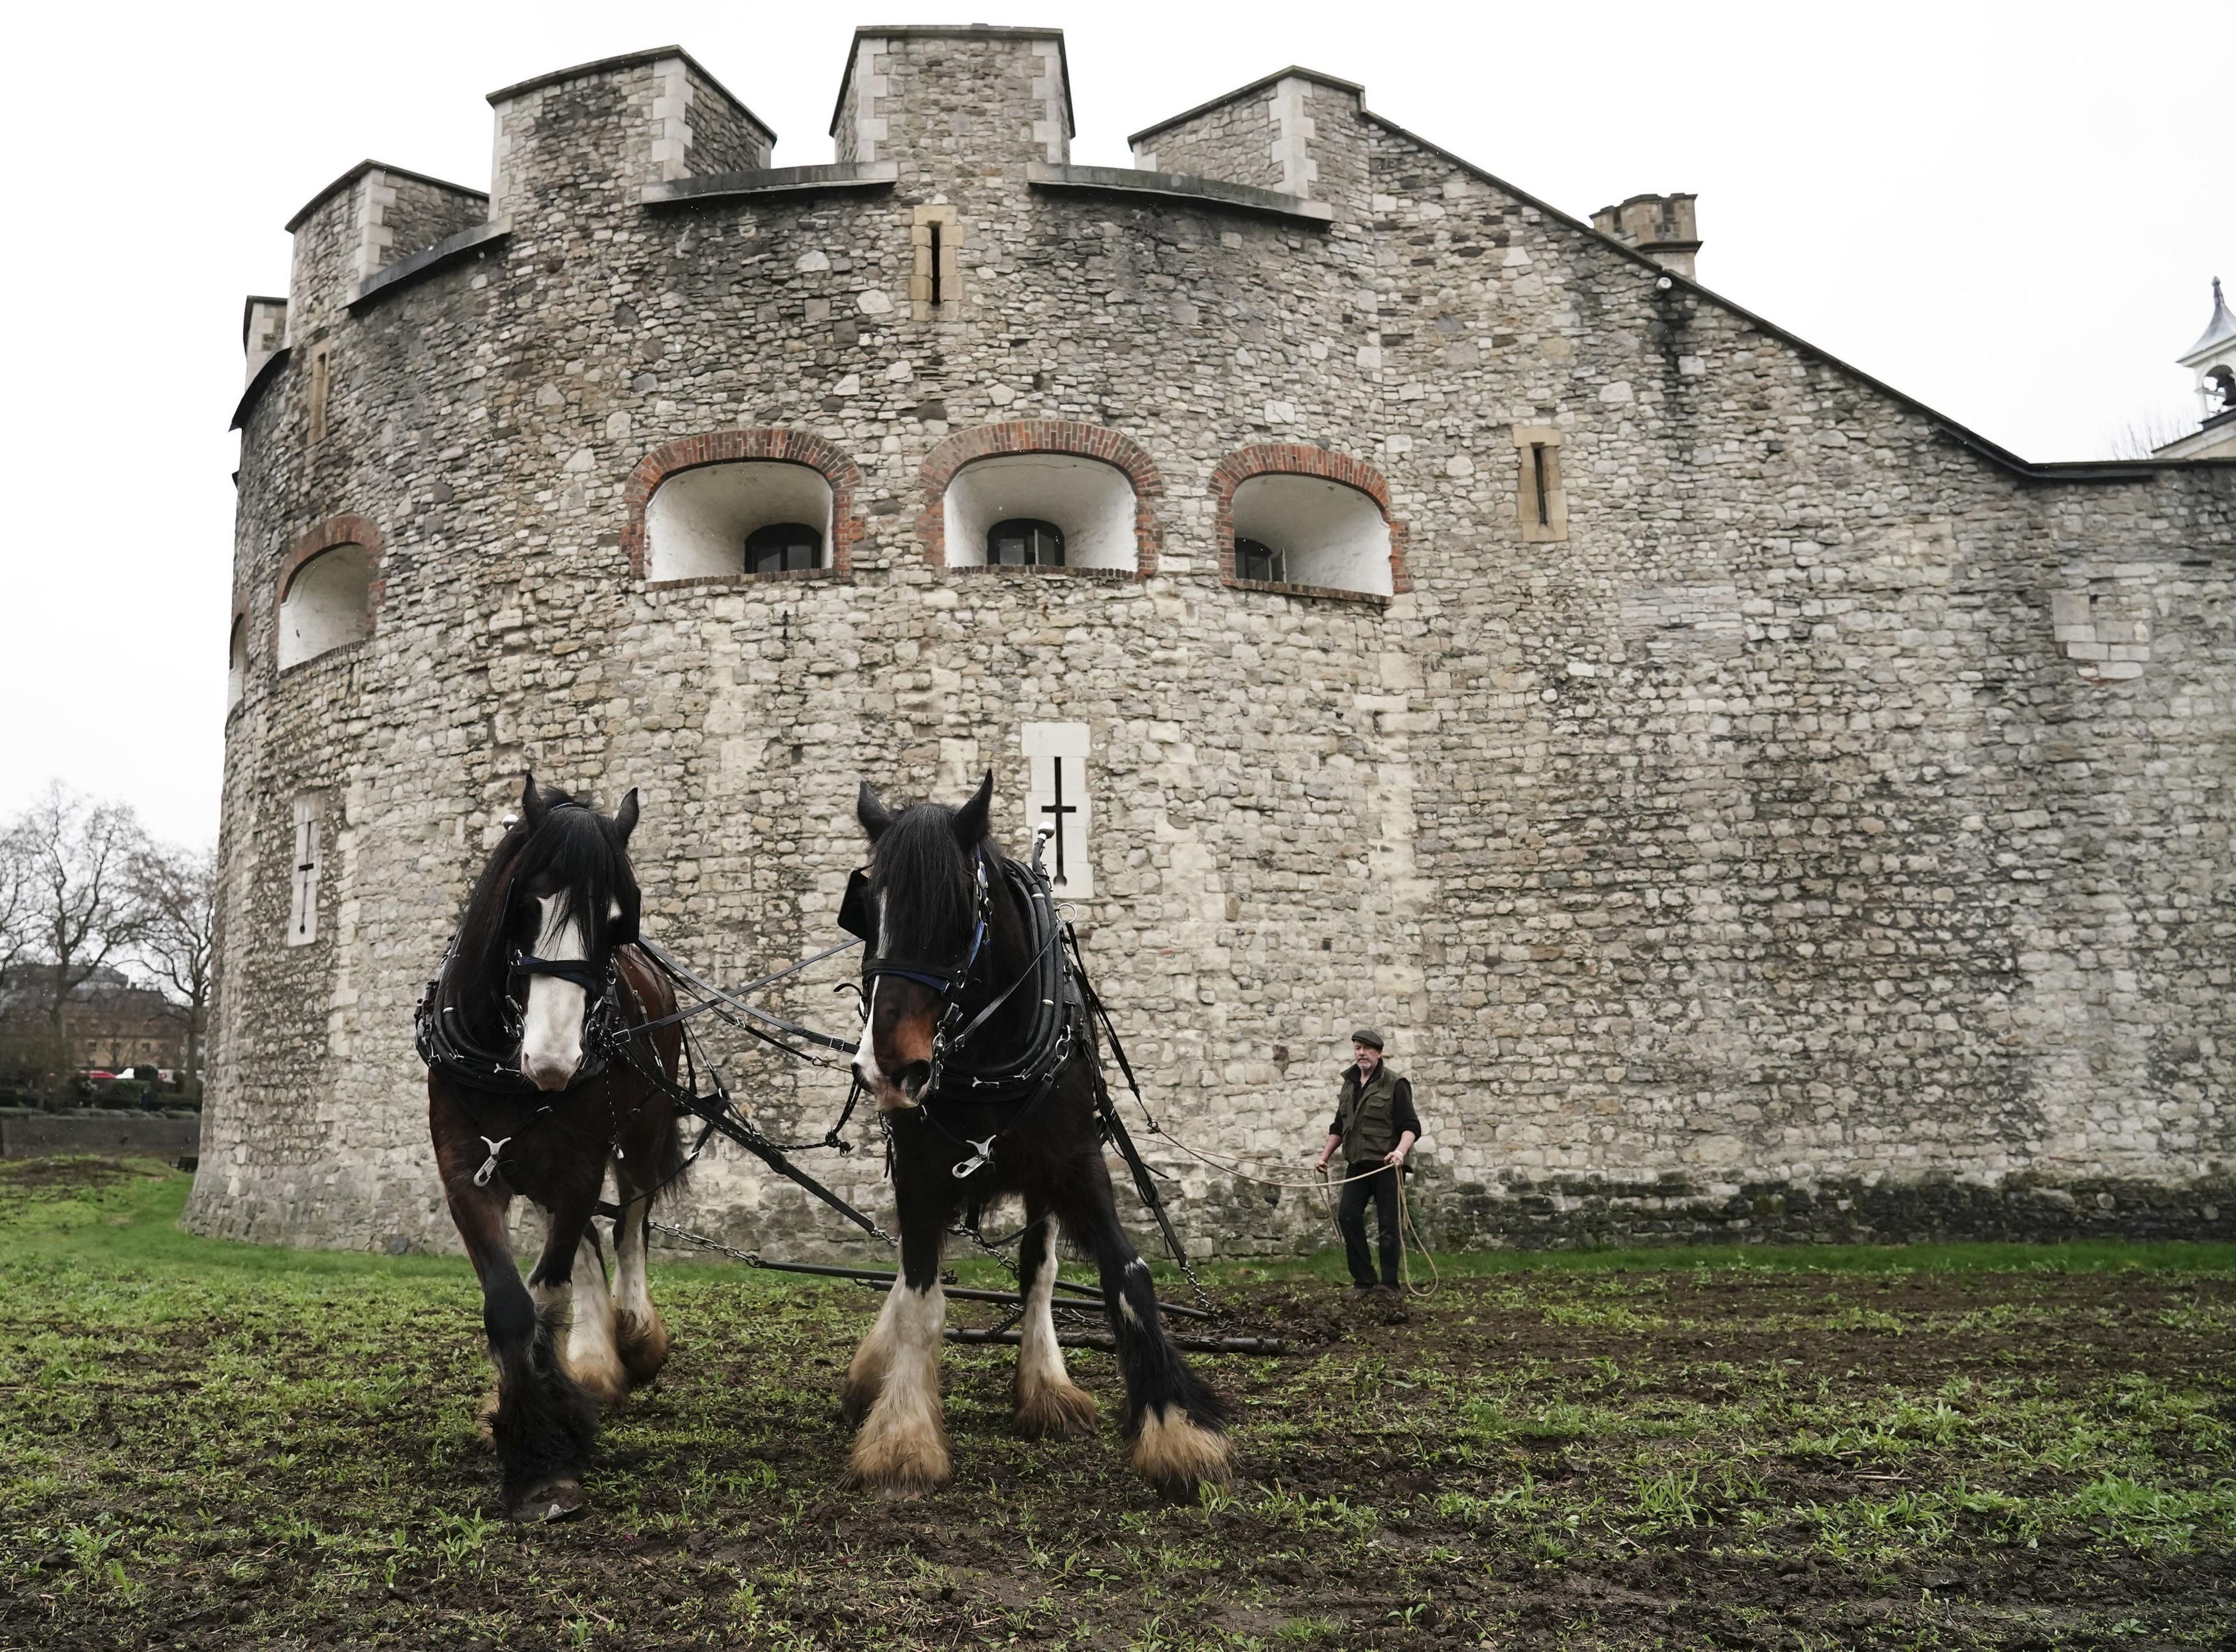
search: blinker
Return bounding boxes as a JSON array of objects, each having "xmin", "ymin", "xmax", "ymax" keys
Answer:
[{"xmin": 838, "ymin": 867, "xmax": 875, "ymax": 942}]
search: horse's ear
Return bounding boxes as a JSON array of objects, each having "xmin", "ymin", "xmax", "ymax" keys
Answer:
[
  {"xmin": 613, "ymin": 788, "xmax": 639, "ymax": 844},
  {"xmin": 952, "ymin": 770, "xmax": 993, "ymax": 847},
  {"xmin": 857, "ymin": 781, "xmax": 896, "ymax": 844},
  {"xmin": 520, "ymin": 772, "xmax": 546, "ymax": 830}
]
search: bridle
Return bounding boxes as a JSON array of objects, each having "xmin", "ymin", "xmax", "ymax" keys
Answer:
[
  {"xmin": 849, "ymin": 849, "xmax": 993, "ymax": 1099},
  {"xmin": 415, "ymin": 807, "xmax": 632, "ymax": 1096},
  {"xmin": 846, "ymin": 833, "xmax": 1078, "ymax": 1176}
]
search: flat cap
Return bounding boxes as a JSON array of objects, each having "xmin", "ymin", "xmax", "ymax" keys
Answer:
[{"xmin": 1349, "ymin": 1027, "xmax": 1385, "ymax": 1050}]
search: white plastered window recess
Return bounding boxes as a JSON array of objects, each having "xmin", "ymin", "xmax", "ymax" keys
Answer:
[
  {"xmin": 286, "ymin": 795, "xmax": 322, "ymax": 947},
  {"xmin": 943, "ymin": 455, "xmax": 1137, "ymax": 572},
  {"xmin": 644, "ymin": 462, "xmax": 836, "ymax": 581},
  {"xmin": 1229, "ymin": 475, "xmax": 1393, "ymax": 596},
  {"xmin": 1022, "ymin": 722, "xmax": 1093, "ymax": 898},
  {"xmin": 277, "ymin": 544, "xmax": 372, "ymax": 668},
  {"xmin": 226, "ymin": 614, "xmax": 247, "ymax": 712}
]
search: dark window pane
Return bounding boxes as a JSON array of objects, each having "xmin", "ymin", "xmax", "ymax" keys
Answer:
[
  {"xmin": 745, "ymin": 521, "xmax": 822, "ymax": 574},
  {"xmin": 988, "ymin": 518, "xmax": 1064, "ymax": 567},
  {"xmin": 1236, "ymin": 537, "xmax": 1286, "ymax": 583}
]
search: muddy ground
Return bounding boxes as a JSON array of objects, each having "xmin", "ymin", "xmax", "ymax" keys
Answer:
[{"xmin": 2, "ymin": 1160, "xmax": 2233, "ymax": 1649}]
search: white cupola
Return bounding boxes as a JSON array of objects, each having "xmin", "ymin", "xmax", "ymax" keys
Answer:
[{"xmin": 2154, "ymin": 278, "xmax": 2236, "ymax": 459}]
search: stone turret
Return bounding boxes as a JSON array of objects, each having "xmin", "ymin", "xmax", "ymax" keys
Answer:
[
  {"xmin": 1591, "ymin": 192, "xmax": 1701, "ymax": 279},
  {"xmin": 241, "ymin": 296, "xmax": 286, "ymax": 383},
  {"xmin": 1127, "ymin": 66, "xmax": 1365, "ymax": 210},
  {"xmin": 488, "ymin": 47, "xmax": 773, "ymax": 223},
  {"xmin": 830, "ymin": 26, "xmax": 1071, "ymax": 173}
]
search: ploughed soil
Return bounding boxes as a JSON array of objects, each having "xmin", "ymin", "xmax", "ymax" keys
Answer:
[{"xmin": 2, "ymin": 1159, "xmax": 2233, "ymax": 1649}]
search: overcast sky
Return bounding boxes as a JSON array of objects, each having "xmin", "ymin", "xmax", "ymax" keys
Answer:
[{"xmin": 1, "ymin": 1, "xmax": 2226, "ymax": 847}]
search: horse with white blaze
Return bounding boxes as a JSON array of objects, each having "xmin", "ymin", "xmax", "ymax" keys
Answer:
[{"xmin": 418, "ymin": 776, "xmax": 684, "ymax": 1521}]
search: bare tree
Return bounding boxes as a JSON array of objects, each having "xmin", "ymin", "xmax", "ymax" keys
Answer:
[
  {"xmin": 132, "ymin": 840, "xmax": 218, "ymax": 1092},
  {"xmin": 0, "ymin": 819, "xmax": 33, "ymax": 985},
  {"xmin": 9, "ymin": 783, "xmax": 151, "ymax": 1055},
  {"xmin": 2106, "ymin": 407, "xmax": 2195, "ymax": 460}
]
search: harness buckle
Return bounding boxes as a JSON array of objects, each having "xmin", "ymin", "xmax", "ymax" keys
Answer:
[
  {"xmin": 473, "ymin": 1135, "xmax": 512, "ymax": 1188},
  {"xmin": 951, "ymin": 1135, "xmax": 997, "ymax": 1179}
]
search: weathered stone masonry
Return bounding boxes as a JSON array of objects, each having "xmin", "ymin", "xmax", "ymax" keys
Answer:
[{"xmin": 193, "ymin": 29, "xmax": 2236, "ymax": 1257}]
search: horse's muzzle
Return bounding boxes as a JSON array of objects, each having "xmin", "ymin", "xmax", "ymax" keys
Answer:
[{"xmin": 522, "ymin": 1051, "xmax": 580, "ymax": 1092}]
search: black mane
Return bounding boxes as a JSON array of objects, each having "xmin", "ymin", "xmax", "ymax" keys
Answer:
[{"xmin": 441, "ymin": 786, "xmax": 640, "ymax": 1042}]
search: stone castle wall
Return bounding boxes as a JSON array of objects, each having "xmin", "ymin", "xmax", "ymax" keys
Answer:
[{"xmin": 192, "ymin": 29, "xmax": 2236, "ymax": 1258}]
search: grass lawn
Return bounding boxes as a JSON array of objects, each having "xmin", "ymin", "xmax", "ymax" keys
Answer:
[{"xmin": 2, "ymin": 1156, "xmax": 2233, "ymax": 1649}]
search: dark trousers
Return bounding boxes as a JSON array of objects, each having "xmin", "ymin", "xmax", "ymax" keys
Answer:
[{"xmin": 1337, "ymin": 1163, "xmax": 1400, "ymax": 1288}]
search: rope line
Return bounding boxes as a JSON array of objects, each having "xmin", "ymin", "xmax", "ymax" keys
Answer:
[{"xmin": 1126, "ymin": 1117, "xmax": 1439, "ymax": 1297}]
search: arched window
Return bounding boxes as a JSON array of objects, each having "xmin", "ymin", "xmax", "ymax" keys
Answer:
[
  {"xmin": 625, "ymin": 431, "xmax": 862, "ymax": 582},
  {"xmin": 745, "ymin": 521, "xmax": 823, "ymax": 574},
  {"xmin": 646, "ymin": 462, "xmax": 834, "ymax": 581},
  {"xmin": 1230, "ymin": 474, "xmax": 1392, "ymax": 596},
  {"xmin": 988, "ymin": 518, "xmax": 1065, "ymax": 567},
  {"xmin": 277, "ymin": 543, "xmax": 372, "ymax": 668},
  {"xmin": 226, "ymin": 614, "xmax": 247, "ymax": 711},
  {"xmin": 944, "ymin": 455, "xmax": 1134, "ymax": 570}
]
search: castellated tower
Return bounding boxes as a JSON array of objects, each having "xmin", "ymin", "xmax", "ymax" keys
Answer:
[{"xmin": 199, "ymin": 30, "xmax": 2236, "ymax": 1257}]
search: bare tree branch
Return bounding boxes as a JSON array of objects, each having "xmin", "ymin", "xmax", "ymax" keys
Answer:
[
  {"xmin": 130, "ymin": 839, "xmax": 217, "ymax": 1091},
  {"xmin": 2106, "ymin": 406, "xmax": 2196, "ymax": 460},
  {"xmin": 0, "ymin": 820, "xmax": 33, "ymax": 985}
]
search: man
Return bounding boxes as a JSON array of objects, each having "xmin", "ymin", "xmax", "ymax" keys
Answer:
[{"xmin": 1312, "ymin": 1028, "xmax": 1420, "ymax": 1294}]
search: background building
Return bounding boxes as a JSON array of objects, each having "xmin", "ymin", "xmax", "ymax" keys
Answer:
[
  {"xmin": 193, "ymin": 28, "xmax": 2236, "ymax": 1256},
  {"xmin": 0, "ymin": 965, "xmax": 186, "ymax": 1078},
  {"xmin": 2156, "ymin": 279, "xmax": 2236, "ymax": 461}
]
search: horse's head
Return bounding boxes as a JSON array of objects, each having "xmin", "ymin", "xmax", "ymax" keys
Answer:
[
  {"xmin": 850, "ymin": 772, "xmax": 993, "ymax": 1111},
  {"xmin": 466, "ymin": 773, "xmax": 643, "ymax": 1092}
]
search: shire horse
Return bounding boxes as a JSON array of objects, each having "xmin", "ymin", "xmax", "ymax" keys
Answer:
[
  {"xmin": 844, "ymin": 773, "xmax": 1233, "ymax": 1497},
  {"xmin": 420, "ymin": 776, "xmax": 683, "ymax": 1520}
]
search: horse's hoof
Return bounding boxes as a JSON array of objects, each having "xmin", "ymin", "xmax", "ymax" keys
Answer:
[
  {"xmin": 513, "ymin": 1480, "xmax": 586, "ymax": 1523},
  {"xmin": 615, "ymin": 1311, "xmax": 671, "ymax": 1388},
  {"xmin": 847, "ymin": 1423, "xmax": 951, "ymax": 1497},
  {"xmin": 476, "ymin": 1389, "xmax": 500, "ymax": 1450},
  {"xmin": 1131, "ymin": 1406, "xmax": 1234, "ymax": 1500},
  {"xmin": 1015, "ymin": 1378, "xmax": 1099, "ymax": 1440}
]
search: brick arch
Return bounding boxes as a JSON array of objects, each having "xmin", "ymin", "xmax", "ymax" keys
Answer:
[
  {"xmin": 918, "ymin": 421, "xmax": 1165, "ymax": 577},
  {"xmin": 274, "ymin": 514, "xmax": 384, "ymax": 667},
  {"xmin": 622, "ymin": 429, "xmax": 865, "ymax": 580},
  {"xmin": 1210, "ymin": 444, "xmax": 1411, "ymax": 600}
]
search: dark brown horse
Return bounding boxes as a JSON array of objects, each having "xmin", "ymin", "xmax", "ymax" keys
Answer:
[
  {"xmin": 842, "ymin": 773, "xmax": 1233, "ymax": 1498},
  {"xmin": 420, "ymin": 776, "xmax": 682, "ymax": 1520}
]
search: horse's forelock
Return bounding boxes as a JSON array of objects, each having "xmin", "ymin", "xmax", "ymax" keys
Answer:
[
  {"xmin": 518, "ymin": 802, "xmax": 638, "ymax": 949},
  {"xmin": 454, "ymin": 791, "xmax": 634, "ymax": 985},
  {"xmin": 870, "ymin": 802, "xmax": 982, "ymax": 958}
]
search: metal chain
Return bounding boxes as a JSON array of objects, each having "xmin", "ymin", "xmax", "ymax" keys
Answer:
[
  {"xmin": 647, "ymin": 1218, "xmax": 767, "ymax": 1267},
  {"xmin": 947, "ymin": 1216, "xmax": 1026, "ymax": 1281}
]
